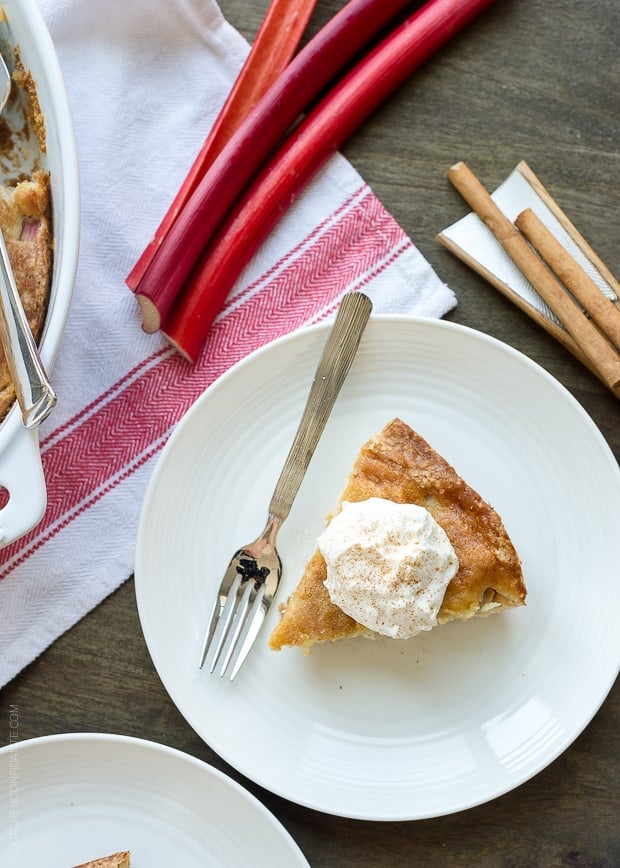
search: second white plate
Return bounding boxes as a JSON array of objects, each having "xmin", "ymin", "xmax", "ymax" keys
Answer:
[
  {"xmin": 135, "ymin": 317, "xmax": 620, "ymax": 821},
  {"xmin": 0, "ymin": 733, "xmax": 308, "ymax": 865}
]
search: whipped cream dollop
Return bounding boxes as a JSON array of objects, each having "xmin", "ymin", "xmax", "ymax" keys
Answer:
[{"xmin": 318, "ymin": 497, "xmax": 459, "ymax": 639}]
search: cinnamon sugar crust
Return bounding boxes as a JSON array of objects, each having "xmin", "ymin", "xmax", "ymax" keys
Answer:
[
  {"xmin": 71, "ymin": 853, "xmax": 131, "ymax": 868},
  {"xmin": 268, "ymin": 418, "xmax": 526, "ymax": 651},
  {"xmin": 12, "ymin": 53, "xmax": 47, "ymax": 152}
]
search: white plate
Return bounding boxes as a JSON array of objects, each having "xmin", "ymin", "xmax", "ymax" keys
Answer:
[
  {"xmin": 0, "ymin": 733, "xmax": 308, "ymax": 866},
  {"xmin": 135, "ymin": 317, "xmax": 620, "ymax": 821}
]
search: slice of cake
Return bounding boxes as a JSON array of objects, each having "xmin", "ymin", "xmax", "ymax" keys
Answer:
[
  {"xmin": 268, "ymin": 418, "xmax": 526, "ymax": 651},
  {"xmin": 71, "ymin": 852, "xmax": 130, "ymax": 868}
]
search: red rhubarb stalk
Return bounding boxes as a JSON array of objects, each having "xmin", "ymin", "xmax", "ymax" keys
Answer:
[
  {"xmin": 127, "ymin": 0, "xmax": 318, "ymax": 290},
  {"xmin": 132, "ymin": 0, "xmax": 415, "ymax": 333},
  {"xmin": 163, "ymin": 0, "xmax": 496, "ymax": 362}
]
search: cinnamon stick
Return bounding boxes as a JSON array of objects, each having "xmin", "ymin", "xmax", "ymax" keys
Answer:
[
  {"xmin": 436, "ymin": 232, "xmax": 591, "ymax": 363},
  {"xmin": 446, "ymin": 162, "xmax": 620, "ymax": 398},
  {"xmin": 516, "ymin": 161, "xmax": 620, "ymax": 310},
  {"xmin": 515, "ymin": 208, "xmax": 620, "ymax": 352}
]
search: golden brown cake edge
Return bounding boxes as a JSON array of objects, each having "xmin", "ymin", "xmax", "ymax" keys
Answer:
[{"xmin": 268, "ymin": 418, "xmax": 526, "ymax": 652}]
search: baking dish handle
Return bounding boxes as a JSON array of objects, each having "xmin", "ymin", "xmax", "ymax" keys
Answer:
[{"xmin": 0, "ymin": 424, "xmax": 46, "ymax": 549}]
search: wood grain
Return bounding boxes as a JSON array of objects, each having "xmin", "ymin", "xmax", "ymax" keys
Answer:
[{"xmin": 1, "ymin": 2, "xmax": 617, "ymax": 865}]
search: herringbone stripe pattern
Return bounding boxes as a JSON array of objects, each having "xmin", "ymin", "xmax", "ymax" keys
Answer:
[{"xmin": 0, "ymin": 186, "xmax": 410, "ymax": 577}]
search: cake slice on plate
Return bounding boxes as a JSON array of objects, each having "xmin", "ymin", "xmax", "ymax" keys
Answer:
[
  {"xmin": 71, "ymin": 852, "xmax": 130, "ymax": 868},
  {"xmin": 268, "ymin": 418, "xmax": 526, "ymax": 651}
]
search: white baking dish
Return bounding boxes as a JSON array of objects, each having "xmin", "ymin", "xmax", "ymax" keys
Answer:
[{"xmin": 0, "ymin": 0, "xmax": 79, "ymax": 548}]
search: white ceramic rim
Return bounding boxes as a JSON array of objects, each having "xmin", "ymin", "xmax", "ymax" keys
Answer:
[{"xmin": 0, "ymin": 732, "xmax": 309, "ymax": 865}]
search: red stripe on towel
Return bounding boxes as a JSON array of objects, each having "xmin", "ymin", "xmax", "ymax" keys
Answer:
[{"xmin": 0, "ymin": 189, "xmax": 409, "ymax": 575}]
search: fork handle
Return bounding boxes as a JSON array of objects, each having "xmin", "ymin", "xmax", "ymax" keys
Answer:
[
  {"xmin": 268, "ymin": 291, "xmax": 372, "ymax": 522},
  {"xmin": 0, "ymin": 229, "xmax": 57, "ymax": 428}
]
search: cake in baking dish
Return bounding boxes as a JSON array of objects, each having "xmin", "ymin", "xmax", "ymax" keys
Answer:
[{"xmin": 0, "ymin": 171, "xmax": 52, "ymax": 421}]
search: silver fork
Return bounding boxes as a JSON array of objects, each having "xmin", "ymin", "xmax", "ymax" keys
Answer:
[{"xmin": 199, "ymin": 291, "xmax": 372, "ymax": 680}]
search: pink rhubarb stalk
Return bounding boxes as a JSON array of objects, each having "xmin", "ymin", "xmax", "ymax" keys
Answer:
[
  {"xmin": 131, "ymin": 0, "xmax": 416, "ymax": 333},
  {"xmin": 163, "ymin": 0, "xmax": 497, "ymax": 362},
  {"xmin": 126, "ymin": 0, "xmax": 318, "ymax": 290}
]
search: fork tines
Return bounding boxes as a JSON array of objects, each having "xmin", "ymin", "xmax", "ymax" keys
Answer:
[{"xmin": 199, "ymin": 557, "xmax": 268, "ymax": 680}]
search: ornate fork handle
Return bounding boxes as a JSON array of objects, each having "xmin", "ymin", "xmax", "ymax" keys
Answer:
[
  {"xmin": 0, "ymin": 229, "xmax": 56, "ymax": 428},
  {"xmin": 268, "ymin": 291, "xmax": 372, "ymax": 523},
  {"xmin": 201, "ymin": 291, "xmax": 372, "ymax": 678}
]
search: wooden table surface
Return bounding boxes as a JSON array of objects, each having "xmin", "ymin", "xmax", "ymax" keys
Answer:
[{"xmin": 1, "ymin": 1, "xmax": 618, "ymax": 865}]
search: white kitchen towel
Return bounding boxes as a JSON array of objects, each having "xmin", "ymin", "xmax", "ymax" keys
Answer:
[{"xmin": 0, "ymin": 0, "xmax": 456, "ymax": 687}]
